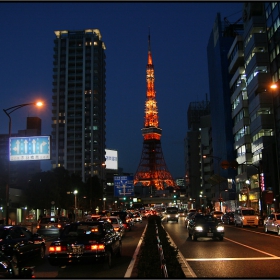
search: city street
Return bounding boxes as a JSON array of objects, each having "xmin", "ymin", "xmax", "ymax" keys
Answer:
[{"xmin": 164, "ymin": 217, "xmax": 280, "ymax": 278}]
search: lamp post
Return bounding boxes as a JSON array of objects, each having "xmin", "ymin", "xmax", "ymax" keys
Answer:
[
  {"xmin": 74, "ymin": 190, "xmax": 78, "ymax": 221},
  {"xmin": 3, "ymin": 101, "xmax": 43, "ymax": 225},
  {"xmin": 203, "ymin": 155, "xmax": 222, "ymax": 211},
  {"xmin": 103, "ymin": 197, "xmax": 106, "ymax": 210}
]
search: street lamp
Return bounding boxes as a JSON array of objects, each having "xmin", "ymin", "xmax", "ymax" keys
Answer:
[
  {"xmin": 203, "ymin": 155, "xmax": 222, "ymax": 211},
  {"xmin": 74, "ymin": 190, "xmax": 78, "ymax": 221},
  {"xmin": 3, "ymin": 101, "xmax": 43, "ymax": 225},
  {"xmin": 103, "ymin": 197, "xmax": 106, "ymax": 210}
]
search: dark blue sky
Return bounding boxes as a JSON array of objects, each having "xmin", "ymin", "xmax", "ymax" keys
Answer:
[{"xmin": 0, "ymin": 2, "xmax": 243, "ymax": 179}]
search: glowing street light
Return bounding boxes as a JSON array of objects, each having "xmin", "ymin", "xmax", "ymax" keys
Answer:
[
  {"xmin": 3, "ymin": 101, "xmax": 43, "ymax": 225},
  {"xmin": 74, "ymin": 190, "xmax": 78, "ymax": 221}
]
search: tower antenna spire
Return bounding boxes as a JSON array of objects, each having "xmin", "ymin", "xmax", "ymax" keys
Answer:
[{"xmin": 148, "ymin": 26, "xmax": 151, "ymax": 51}]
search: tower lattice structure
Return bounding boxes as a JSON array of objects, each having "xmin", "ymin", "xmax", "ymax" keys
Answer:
[{"xmin": 134, "ymin": 35, "xmax": 177, "ymax": 190}]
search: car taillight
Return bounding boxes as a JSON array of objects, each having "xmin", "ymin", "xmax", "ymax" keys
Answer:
[
  {"xmin": 49, "ymin": 245, "xmax": 67, "ymax": 252},
  {"xmin": 85, "ymin": 244, "xmax": 105, "ymax": 251},
  {"xmin": 36, "ymin": 225, "xmax": 40, "ymax": 229},
  {"xmin": 114, "ymin": 227, "xmax": 119, "ymax": 231},
  {"xmin": 57, "ymin": 224, "xmax": 62, "ymax": 228}
]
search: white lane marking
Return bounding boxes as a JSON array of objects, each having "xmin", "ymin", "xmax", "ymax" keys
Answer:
[
  {"xmin": 164, "ymin": 227, "xmax": 197, "ymax": 278},
  {"xmin": 224, "ymin": 237, "xmax": 279, "ymax": 257},
  {"xmin": 185, "ymin": 257, "xmax": 280, "ymax": 261},
  {"xmin": 124, "ymin": 224, "xmax": 147, "ymax": 278}
]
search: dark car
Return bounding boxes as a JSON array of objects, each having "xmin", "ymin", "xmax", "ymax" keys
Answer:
[
  {"xmin": 47, "ymin": 220, "xmax": 122, "ymax": 268},
  {"xmin": 222, "ymin": 212, "xmax": 235, "ymax": 225},
  {"xmin": 0, "ymin": 251, "xmax": 35, "ymax": 278},
  {"xmin": 110, "ymin": 211, "xmax": 133, "ymax": 231},
  {"xmin": 0, "ymin": 225, "xmax": 46, "ymax": 267},
  {"xmin": 187, "ymin": 214, "xmax": 225, "ymax": 241},
  {"xmin": 37, "ymin": 216, "xmax": 70, "ymax": 236}
]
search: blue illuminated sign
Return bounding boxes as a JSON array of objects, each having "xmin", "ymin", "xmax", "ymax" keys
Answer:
[
  {"xmin": 9, "ymin": 136, "xmax": 51, "ymax": 161},
  {"xmin": 114, "ymin": 176, "xmax": 134, "ymax": 197}
]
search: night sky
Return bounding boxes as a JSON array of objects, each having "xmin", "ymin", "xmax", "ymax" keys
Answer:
[{"xmin": 0, "ymin": 2, "xmax": 243, "ymax": 179}]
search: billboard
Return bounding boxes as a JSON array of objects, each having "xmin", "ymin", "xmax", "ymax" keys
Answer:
[
  {"xmin": 9, "ymin": 136, "xmax": 51, "ymax": 161},
  {"xmin": 114, "ymin": 176, "xmax": 134, "ymax": 197},
  {"xmin": 105, "ymin": 149, "xmax": 118, "ymax": 170}
]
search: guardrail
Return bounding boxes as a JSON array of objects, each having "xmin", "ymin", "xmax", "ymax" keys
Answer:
[{"xmin": 155, "ymin": 222, "xmax": 168, "ymax": 278}]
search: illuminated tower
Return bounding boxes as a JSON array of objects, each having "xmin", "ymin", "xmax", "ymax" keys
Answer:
[{"xmin": 134, "ymin": 35, "xmax": 177, "ymax": 190}]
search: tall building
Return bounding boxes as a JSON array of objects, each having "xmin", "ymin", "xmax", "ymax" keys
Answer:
[
  {"xmin": 265, "ymin": 2, "xmax": 280, "ymax": 211},
  {"xmin": 134, "ymin": 35, "xmax": 177, "ymax": 191},
  {"xmin": 184, "ymin": 99, "xmax": 211, "ymax": 210},
  {"xmin": 206, "ymin": 12, "xmax": 242, "ymax": 208},
  {"xmin": 51, "ymin": 29, "xmax": 106, "ymax": 182}
]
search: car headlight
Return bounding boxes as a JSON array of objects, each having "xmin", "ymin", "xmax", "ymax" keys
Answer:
[
  {"xmin": 217, "ymin": 225, "xmax": 224, "ymax": 232},
  {"xmin": 194, "ymin": 226, "xmax": 203, "ymax": 232},
  {"xmin": 175, "ymin": 215, "xmax": 179, "ymax": 217},
  {"xmin": 167, "ymin": 215, "xmax": 170, "ymax": 218}
]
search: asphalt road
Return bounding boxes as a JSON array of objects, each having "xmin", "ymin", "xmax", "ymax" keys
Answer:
[{"xmin": 163, "ymin": 217, "xmax": 280, "ymax": 278}]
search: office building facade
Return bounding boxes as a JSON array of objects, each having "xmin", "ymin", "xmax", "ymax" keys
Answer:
[{"xmin": 51, "ymin": 29, "xmax": 106, "ymax": 182}]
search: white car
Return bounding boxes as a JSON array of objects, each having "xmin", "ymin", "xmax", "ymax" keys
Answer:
[
  {"xmin": 101, "ymin": 216, "xmax": 125, "ymax": 237},
  {"xmin": 133, "ymin": 212, "xmax": 143, "ymax": 223},
  {"xmin": 264, "ymin": 213, "xmax": 280, "ymax": 235}
]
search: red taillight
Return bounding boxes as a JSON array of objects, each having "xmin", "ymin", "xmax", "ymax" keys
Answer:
[
  {"xmin": 114, "ymin": 227, "xmax": 119, "ymax": 231},
  {"xmin": 57, "ymin": 224, "xmax": 62, "ymax": 228},
  {"xmin": 85, "ymin": 244, "xmax": 105, "ymax": 251},
  {"xmin": 49, "ymin": 245, "xmax": 67, "ymax": 252}
]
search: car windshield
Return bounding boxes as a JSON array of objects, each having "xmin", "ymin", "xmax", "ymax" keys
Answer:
[
  {"xmin": 40, "ymin": 217, "xmax": 58, "ymax": 223},
  {"xmin": 63, "ymin": 224, "xmax": 102, "ymax": 237},
  {"xmin": 102, "ymin": 218, "xmax": 118, "ymax": 224},
  {"xmin": 166, "ymin": 207, "xmax": 178, "ymax": 214},
  {"xmin": 195, "ymin": 215, "xmax": 216, "ymax": 223},
  {"xmin": 242, "ymin": 210, "xmax": 255, "ymax": 216}
]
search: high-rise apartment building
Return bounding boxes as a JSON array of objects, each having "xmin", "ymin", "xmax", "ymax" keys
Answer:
[{"xmin": 51, "ymin": 29, "xmax": 106, "ymax": 182}]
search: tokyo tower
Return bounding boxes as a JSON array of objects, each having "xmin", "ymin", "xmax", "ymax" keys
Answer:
[{"xmin": 134, "ymin": 34, "xmax": 177, "ymax": 190}]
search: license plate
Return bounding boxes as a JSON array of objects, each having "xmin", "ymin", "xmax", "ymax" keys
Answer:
[
  {"xmin": 207, "ymin": 233, "xmax": 213, "ymax": 237},
  {"xmin": 72, "ymin": 246, "xmax": 83, "ymax": 254}
]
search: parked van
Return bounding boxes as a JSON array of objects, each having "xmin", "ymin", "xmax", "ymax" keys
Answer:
[{"xmin": 234, "ymin": 207, "xmax": 259, "ymax": 227}]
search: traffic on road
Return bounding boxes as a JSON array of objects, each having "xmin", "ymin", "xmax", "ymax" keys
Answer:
[{"xmin": 2, "ymin": 208, "xmax": 280, "ymax": 278}]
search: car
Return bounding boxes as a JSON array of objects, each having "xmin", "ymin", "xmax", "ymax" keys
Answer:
[
  {"xmin": 234, "ymin": 207, "xmax": 259, "ymax": 227},
  {"xmin": 110, "ymin": 211, "xmax": 133, "ymax": 231},
  {"xmin": 264, "ymin": 212, "xmax": 280, "ymax": 235},
  {"xmin": 178, "ymin": 209, "xmax": 186, "ymax": 217},
  {"xmin": 222, "ymin": 211, "xmax": 235, "ymax": 225},
  {"xmin": 187, "ymin": 213, "xmax": 225, "ymax": 241},
  {"xmin": 37, "ymin": 216, "xmax": 70, "ymax": 236},
  {"xmin": 85, "ymin": 214, "xmax": 101, "ymax": 222},
  {"xmin": 0, "ymin": 250, "xmax": 35, "ymax": 278},
  {"xmin": 165, "ymin": 206, "xmax": 179, "ymax": 222},
  {"xmin": 132, "ymin": 212, "xmax": 143, "ymax": 223},
  {"xmin": 184, "ymin": 212, "xmax": 196, "ymax": 228},
  {"xmin": 101, "ymin": 216, "xmax": 125, "ymax": 237},
  {"xmin": 47, "ymin": 220, "xmax": 122, "ymax": 268},
  {"xmin": 0, "ymin": 225, "xmax": 46, "ymax": 268},
  {"xmin": 210, "ymin": 211, "xmax": 224, "ymax": 221}
]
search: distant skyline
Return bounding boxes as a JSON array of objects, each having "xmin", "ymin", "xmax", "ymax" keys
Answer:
[{"xmin": 0, "ymin": 2, "xmax": 243, "ymax": 179}]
